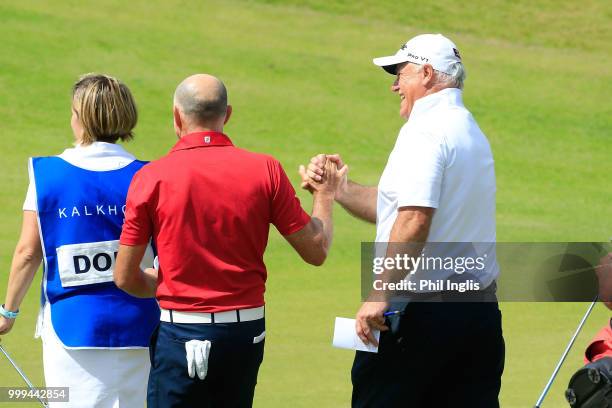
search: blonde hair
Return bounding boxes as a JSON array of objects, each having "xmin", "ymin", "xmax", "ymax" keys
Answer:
[{"xmin": 72, "ymin": 73, "xmax": 137, "ymax": 144}]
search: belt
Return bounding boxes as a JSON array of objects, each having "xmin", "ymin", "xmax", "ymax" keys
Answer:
[{"xmin": 160, "ymin": 306, "xmax": 265, "ymax": 324}]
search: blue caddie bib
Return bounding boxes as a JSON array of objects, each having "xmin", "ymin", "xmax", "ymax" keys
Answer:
[{"xmin": 31, "ymin": 156, "xmax": 160, "ymax": 348}]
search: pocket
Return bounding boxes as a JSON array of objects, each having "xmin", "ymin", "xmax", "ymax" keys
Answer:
[
  {"xmin": 149, "ymin": 324, "xmax": 160, "ymax": 368},
  {"xmin": 252, "ymin": 330, "xmax": 266, "ymax": 344}
]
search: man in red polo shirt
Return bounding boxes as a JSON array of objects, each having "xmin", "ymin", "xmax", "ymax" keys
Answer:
[{"xmin": 114, "ymin": 74, "xmax": 345, "ymax": 407}]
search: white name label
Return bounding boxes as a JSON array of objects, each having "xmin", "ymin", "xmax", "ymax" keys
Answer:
[{"xmin": 56, "ymin": 240, "xmax": 154, "ymax": 288}]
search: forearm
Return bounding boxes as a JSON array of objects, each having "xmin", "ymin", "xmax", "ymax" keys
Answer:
[
  {"xmin": 371, "ymin": 208, "xmax": 433, "ymax": 301},
  {"xmin": 116, "ymin": 267, "xmax": 157, "ymax": 298},
  {"xmin": 114, "ymin": 244, "xmax": 157, "ymax": 298},
  {"xmin": 311, "ymin": 191, "xmax": 336, "ymax": 256},
  {"xmin": 336, "ymin": 180, "xmax": 377, "ymax": 223},
  {"xmin": 284, "ymin": 191, "xmax": 336, "ymax": 266},
  {"xmin": 4, "ymin": 247, "xmax": 42, "ymax": 311},
  {"xmin": 371, "ymin": 235, "xmax": 427, "ymax": 301}
]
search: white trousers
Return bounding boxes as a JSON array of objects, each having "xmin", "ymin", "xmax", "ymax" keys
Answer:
[{"xmin": 40, "ymin": 307, "xmax": 150, "ymax": 408}]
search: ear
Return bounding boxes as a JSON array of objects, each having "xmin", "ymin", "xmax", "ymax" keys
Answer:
[
  {"xmin": 223, "ymin": 105, "xmax": 233, "ymax": 125},
  {"xmin": 422, "ymin": 64, "xmax": 436, "ymax": 87},
  {"xmin": 173, "ymin": 106, "xmax": 182, "ymax": 137}
]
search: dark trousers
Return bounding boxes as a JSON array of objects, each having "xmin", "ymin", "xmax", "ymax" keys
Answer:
[
  {"xmin": 351, "ymin": 302, "xmax": 505, "ymax": 408},
  {"xmin": 147, "ymin": 319, "xmax": 265, "ymax": 408}
]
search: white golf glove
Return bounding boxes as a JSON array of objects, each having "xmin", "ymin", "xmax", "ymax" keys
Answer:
[{"xmin": 185, "ymin": 340, "xmax": 212, "ymax": 380}]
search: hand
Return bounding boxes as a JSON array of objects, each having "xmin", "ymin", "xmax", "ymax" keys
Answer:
[
  {"xmin": 299, "ymin": 154, "xmax": 326, "ymax": 193},
  {"xmin": 0, "ymin": 315, "xmax": 16, "ymax": 337},
  {"xmin": 144, "ymin": 267, "xmax": 158, "ymax": 278},
  {"xmin": 355, "ymin": 301, "xmax": 389, "ymax": 346},
  {"xmin": 299, "ymin": 153, "xmax": 348, "ymax": 197},
  {"xmin": 143, "ymin": 267, "xmax": 159, "ymax": 287},
  {"xmin": 316, "ymin": 159, "xmax": 348, "ymax": 197}
]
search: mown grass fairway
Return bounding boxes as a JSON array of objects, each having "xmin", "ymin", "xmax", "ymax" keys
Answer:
[{"xmin": 1, "ymin": 1, "xmax": 610, "ymax": 407}]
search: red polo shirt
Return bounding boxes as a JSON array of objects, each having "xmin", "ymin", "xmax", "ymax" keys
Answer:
[{"xmin": 120, "ymin": 131, "xmax": 310, "ymax": 312}]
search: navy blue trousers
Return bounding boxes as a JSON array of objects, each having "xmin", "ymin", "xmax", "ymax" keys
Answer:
[
  {"xmin": 351, "ymin": 302, "xmax": 505, "ymax": 408},
  {"xmin": 147, "ymin": 319, "xmax": 265, "ymax": 408}
]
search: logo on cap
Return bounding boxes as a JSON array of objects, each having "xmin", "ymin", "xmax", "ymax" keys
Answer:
[
  {"xmin": 204, "ymin": 136, "xmax": 211, "ymax": 143},
  {"xmin": 453, "ymin": 48, "xmax": 461, "ymax": 59}
]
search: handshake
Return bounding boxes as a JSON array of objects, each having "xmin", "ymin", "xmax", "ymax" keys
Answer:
[{"xmin": 298, "ymin": 153, "xmax": 349, "ymax": 198}]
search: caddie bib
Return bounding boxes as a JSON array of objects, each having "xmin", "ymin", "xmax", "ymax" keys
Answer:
[{"xmin": 31, "ymin": 156, "xmax": 159, "ymax": 348}]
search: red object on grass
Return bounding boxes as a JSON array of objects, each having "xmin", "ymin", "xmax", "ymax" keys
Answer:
[{"xmin": 584, "ymin": 320, "xmax": 612, "ymax": 364}]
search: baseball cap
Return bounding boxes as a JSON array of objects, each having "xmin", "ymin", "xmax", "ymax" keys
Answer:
[{"xmin": 373, "ymin": 34, "xmax": 462, "ymax": 75}]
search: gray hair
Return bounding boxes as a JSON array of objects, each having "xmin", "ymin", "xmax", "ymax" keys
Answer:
[
  {"xmin": 413, "ymin": 61, "xmax": 467, "ymax": 89},
  {"xmin": 434, "ymin": 62, "xmax": 466, "ymax": 89},
  {"xmin": 174, "ymin": 78, "xmax": 228, "ymax": 124}
]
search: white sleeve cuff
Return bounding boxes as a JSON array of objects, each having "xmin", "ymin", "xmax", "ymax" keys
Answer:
[{"xmin": 396, "ymin": 199, "xmax": 439, "ymax": 209}]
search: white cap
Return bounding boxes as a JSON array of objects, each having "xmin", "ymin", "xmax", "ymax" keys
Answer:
[{"xmin": 373, "ymin": 34, "xmax": 462, "ymax": 75}]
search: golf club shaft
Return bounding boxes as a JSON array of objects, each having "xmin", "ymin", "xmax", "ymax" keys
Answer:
[
  {"xmin": 534, "ymin": 296, "xmax": 598, "ymax": 408},
  {"xmin": 0, "ymin": 344, "xmax": 49, "ymax": 408}
]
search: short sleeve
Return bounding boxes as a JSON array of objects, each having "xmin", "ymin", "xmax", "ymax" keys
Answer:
[
  {"xmin": 395, "ymin": 129, "xmax": 447, "ymax": 209},
  {"xmin": 120, "ymin": 170, "xmax": 154, "ymax": 246},
  {"xmin": 23, "ymin": 159, "xmax": 37, "ymax": 211},
  {"xmin": 23, "ymin": 181, "xmax": 37, "ymax": 211},
  {"xmin": 269, "ymin": 160, "xmax": 311, "ymax": 236}
]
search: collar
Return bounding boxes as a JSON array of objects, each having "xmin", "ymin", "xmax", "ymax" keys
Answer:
[
  {"xmin": 64, "ymin": 141, "xmax": 135, "ymax": 159},
  {"xmin": 409, "ymin": 87, "xmax": 464, "ymax": 119},
  {"xmin": 170, "ymin": 131, "xmax": 234, "ymax": 153},
  {"xmin": 58, "ymin": 142, "xmax": 136, "ymax": 171}
]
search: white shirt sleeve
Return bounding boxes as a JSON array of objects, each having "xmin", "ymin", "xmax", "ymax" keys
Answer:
[
  {"xmin": 23, "ymin": 161, "xmax": 37, "ymax": 211},
  {"xmin": 23, "ymin": 180, "xmax": 37, "ymax": 211},
  {"xmin": 394, "ymin": 129, "xmax": 448, "ymax": 209}
]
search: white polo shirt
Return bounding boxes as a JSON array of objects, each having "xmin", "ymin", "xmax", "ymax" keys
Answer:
[
  {"xmin": 23, "ymin": 142, "xmax": 136, "ymax": 211},
  {"xmin": 376, "ymin": 87, "xmax": 499, "ymax": 286}
]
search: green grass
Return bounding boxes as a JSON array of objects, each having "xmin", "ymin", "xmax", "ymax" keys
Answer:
[{"xmin": 0, "ymin": 1, "xmax": 610, "ymax": 407}]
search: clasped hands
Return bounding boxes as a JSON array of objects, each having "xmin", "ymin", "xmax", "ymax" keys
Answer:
[{"xmin": 298, "ymin": 154, "xmax": 348, "ymax": 198}]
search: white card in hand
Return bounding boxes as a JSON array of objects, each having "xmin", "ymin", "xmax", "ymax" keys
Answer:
[{"xmin": 332, "ymin": 317, "xmax": 379, "ymax": 353}]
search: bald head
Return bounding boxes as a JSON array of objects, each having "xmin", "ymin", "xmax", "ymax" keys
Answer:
[{"xmin": 174, "ymin": 74, "xmax": 228, "ymax": 127}]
